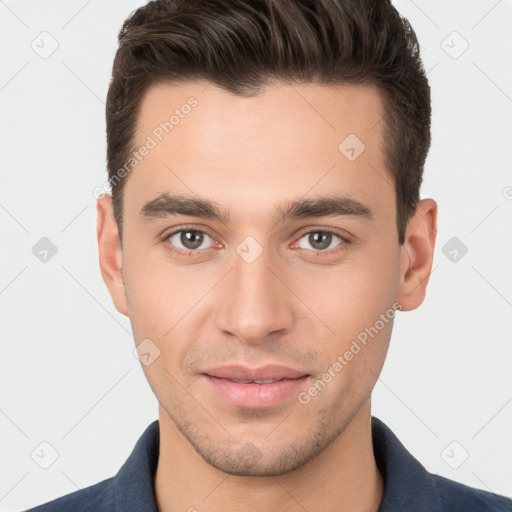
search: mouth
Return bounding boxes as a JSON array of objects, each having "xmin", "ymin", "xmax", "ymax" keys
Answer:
[
  {"xmin": 201, "ymin": 365, "xmax": 310, "ymax": 409},
  {"xmin": 224, "ymin": 378, "xmax": 289, "ymax": 384}
]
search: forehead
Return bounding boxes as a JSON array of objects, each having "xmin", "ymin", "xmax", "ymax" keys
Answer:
[
  {"xmin": 125, "ymin": 80, "xmax": 392, "ymax": 224},
  {"xmin": 134, "ymin": 80, "xmax": 385, "ymax": 149}
]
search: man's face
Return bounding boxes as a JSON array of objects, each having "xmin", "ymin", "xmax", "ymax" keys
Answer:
[{"xmin": 110, "ymin": 81, "xmax": 405, "ymax": 475}]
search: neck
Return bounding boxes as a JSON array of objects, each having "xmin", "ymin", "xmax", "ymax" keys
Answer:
[{"xmin": 154, "ymin": 398, "xmax": 383, "ymax": 512}]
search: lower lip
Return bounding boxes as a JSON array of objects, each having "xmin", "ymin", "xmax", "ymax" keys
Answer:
[{"xmin": 204, "ymin": 375, "xmax": 309, "ymax": 409}]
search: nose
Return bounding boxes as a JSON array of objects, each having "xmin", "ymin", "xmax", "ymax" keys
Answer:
[{"xmin": 214, "ymin": 241, "xmax": 295, "ymax": 345}]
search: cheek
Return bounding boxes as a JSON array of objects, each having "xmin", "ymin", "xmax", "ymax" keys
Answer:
[
  {"xmin": 296, "ymin": 248, "xmax": 401, "ymax": 343},
  {"xmin": 122, "ymin": 251, "xmax": 212, "ymax": 371},
  {"xmin": 123, "ymin": 240, "xmax": 194, "ymax": 322},
  {"xmin": 301, "ymin": 259, "xmax": 399, "ymax": 403}
]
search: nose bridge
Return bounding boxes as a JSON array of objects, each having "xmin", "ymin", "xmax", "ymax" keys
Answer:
[{"xmin": 214, "ymin": 238, "xmax": 294, "ymax": 343}]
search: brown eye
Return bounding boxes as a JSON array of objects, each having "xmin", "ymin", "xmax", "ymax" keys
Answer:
[
  {"xmin": 296, "ymin": 230, "xmax": 344, "ymax": 252},
  {"xmin": 167, "ymin": 229, "xmax": 212, "ymax": 251}
]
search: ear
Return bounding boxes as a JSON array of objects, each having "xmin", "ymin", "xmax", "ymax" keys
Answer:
[
  {"xmin": 397, "ymin": 198, "xmax": 438, "ymax": 311},
  {"xmin": 96, "ymin": 195, "xmax": 128, "ymax": 316}
]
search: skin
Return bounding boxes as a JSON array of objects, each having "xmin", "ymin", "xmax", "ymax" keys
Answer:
[{"xmin": 97, "ymin": 80, "xmax": 437, "ymax": 512}]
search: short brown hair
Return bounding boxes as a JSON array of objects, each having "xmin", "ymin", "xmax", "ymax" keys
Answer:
[{"xmin": 106, "ymin": 0, "xmax": 431, "ymax": 245}]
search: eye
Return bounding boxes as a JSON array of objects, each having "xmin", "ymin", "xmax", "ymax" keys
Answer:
[
  {"xmin": 162, "ymin": 227, "xmax": 348, "ymax": 258},
  {"xmin": 295, "ymin": 230, "xmax": 345, "ymax": 253},
  {"xmin": 165, "ymin": 228, "xmax": 216, "ymax": 255}
]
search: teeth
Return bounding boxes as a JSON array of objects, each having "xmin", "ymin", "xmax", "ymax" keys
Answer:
[{"xmin": 231, "ymin": 378, "xmax": 280, "ymax": 384}]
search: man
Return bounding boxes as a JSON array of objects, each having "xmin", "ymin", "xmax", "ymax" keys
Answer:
[{"xmin": 25, "ymin": 0, "xmax": 512, "ymax": 510}]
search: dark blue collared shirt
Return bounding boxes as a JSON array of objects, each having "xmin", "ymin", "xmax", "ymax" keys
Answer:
[{"xmin": 24, "ymin": 416, "xmax": 512, "ymax": 511}]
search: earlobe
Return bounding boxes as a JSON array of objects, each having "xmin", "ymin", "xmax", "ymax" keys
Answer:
[
  {"xmin": 96, "ymin": 195, "xmax": 129, "ymax": 317},
  {"xmin": 397, "ymin": 199, "xmax": 438, "ymax": 312}
]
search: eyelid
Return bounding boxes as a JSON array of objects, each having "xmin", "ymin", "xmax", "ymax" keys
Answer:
[
  {"xmin": 291, "ymin": 227, "xmax": 349, "ymax": 253},
  {"xmin": 164, "ymin": 225, "xmax": 219, "ymax": 248},
  {"xmin": 162, "ymin": 225, "xmax": 350, "ymax": 256},
  {"xmin": 294, "ymin": 226, "xmax": 350, "ymax": 242}
]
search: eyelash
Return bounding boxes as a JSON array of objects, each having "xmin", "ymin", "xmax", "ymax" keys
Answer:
[{"xmin": 162, "ymin": 225, "xmax": 349, "ymax": 258}]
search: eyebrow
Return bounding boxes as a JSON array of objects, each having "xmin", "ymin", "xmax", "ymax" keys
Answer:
[{"xmin": 140, "ymin": 192, "xmax": 373, "ymax": 224}]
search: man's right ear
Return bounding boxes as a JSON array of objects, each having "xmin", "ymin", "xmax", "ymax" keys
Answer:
[{"xmin": 96, "ymin": 195, "xmax": 128, "ymax": 317}]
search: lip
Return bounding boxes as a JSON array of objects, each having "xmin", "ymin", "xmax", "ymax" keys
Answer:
[
  {"xmin": 203, "ymin": 364, "xmax": 308, "ymax": 381},
  {"xmin": 201, "ymin": 365, "xmax": 310, "ymax": 409}
]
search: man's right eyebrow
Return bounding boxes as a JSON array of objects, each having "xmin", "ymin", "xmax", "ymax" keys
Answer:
[{"xmin": 140, "ymin": 193, "xmax": 230, "ymax": 223}]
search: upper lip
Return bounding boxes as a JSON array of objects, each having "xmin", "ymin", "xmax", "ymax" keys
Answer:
[{"xmin": 202, "ymin": 365, "xmax": 308, "ymax": 381}]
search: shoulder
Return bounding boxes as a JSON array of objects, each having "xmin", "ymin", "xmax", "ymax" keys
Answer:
[
  {"xmin": 432, "ymin": 473, "xmax": 512, "ymax": 512},
  {"xmin": 371, "ymin": 416, "xmax": 512, "ymax": 512},
  {"xmin": 21, "ymin": 420, "xmax": 160, "ymax": 512},
  {"xmin": 22, "ymin": 476, "xmax": 115, "ymax": 512}
]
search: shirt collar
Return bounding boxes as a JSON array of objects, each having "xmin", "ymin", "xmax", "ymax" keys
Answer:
[
  {"xmin": 114, "ymin": 420, "xmax": 159, "ymax": 512},
  {"xmin": 372, "ymin": 416, "xmax": 443, "ymax": 511},
  {"xmin": 112, "ymin": 416, "xmax": 442, "ymax": 512}
]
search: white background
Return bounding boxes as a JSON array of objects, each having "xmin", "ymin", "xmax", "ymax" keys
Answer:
[{"xmin": 1, "ymin": 1, "xmax": 511, "ymax": 510}]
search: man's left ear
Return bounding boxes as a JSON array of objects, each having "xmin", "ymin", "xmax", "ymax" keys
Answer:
[{"xmin": 397, "ymin": 198, "xmax": 438, "ymax": 312}]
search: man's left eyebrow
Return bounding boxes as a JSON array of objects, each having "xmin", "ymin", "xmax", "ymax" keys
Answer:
[
  {"xmin": 273, "ymin": 195, "xmax": 374, "ymax": 223},
  {"xmin": 139, "ymin": 192, "xmax": 374, "ymax": 223}
]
